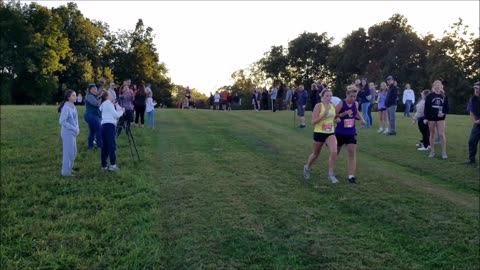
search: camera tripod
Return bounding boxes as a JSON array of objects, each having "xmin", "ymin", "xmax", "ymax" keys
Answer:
[{"xmin": 116, "ymin": 119, "xmax": 140, "ymax": 161}]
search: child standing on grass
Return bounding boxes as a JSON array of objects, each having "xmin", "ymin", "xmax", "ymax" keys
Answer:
[
  {"xmin": 100, "ymin": 91, "xmax": 125, "ymax": 171},
  {"xmin": 412, "ymin": 90, "xmax": 431, "ymax": 151},
  {"xmin": 146, "ymin": 92, "xmax": 157, "ymax": 129},
  {"xmin": 58, "ymin": 90, "xmax": 79, "ymax": 177}
]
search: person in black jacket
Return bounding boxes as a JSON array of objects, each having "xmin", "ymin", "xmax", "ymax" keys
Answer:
[
  {"xmin": 465, "ymin": 82, "xmax": 480, "ymax": 166},
  {"xmin": 385, "ymin": 76, "xmax": 398, "ymax": 135},
  {"xmin": 424, "ymin": 80, "xmax": 449, "ymax": 159}
]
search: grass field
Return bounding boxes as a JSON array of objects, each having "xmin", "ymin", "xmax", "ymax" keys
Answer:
[{"xmin": 1, "ymin": 105, "xmax": 479, "ymax": 269}]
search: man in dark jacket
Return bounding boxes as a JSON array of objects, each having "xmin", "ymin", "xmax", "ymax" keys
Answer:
[
  {"xmin": 385, "ymin": 75, "xmax": 398, "ymax": 135},
  {"xmin": 465, "ymin": 82, "xmax": 480, "ymax": 167}
]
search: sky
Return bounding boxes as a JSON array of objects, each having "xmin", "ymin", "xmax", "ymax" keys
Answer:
[{"xmin": 33, "ymin": 1, "xmax": 479, "ymax": 95}]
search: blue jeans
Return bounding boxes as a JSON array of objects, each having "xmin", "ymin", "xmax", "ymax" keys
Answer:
[
  {"xmin": 404, "ymin": 100, "xmax": 413, "ymax": 117},
  {"xmin": 147, "ymin": 110, "xmax": 155, "ymax": 128},
  {"xmin": 84, "ymin": 113, "xmax": 102, "ymax": 149},
  {"xmin": 361, "ymin": 102, "xmax": 370, "ymax": 127},
  {"xmin": 387, "ymin": 105, "xmax": 397, "ymax": 133},
  {"xmin": 101, "ymin": 123, "xmax": 116, "ymax": 167},
  {"xmin": 367, "ymin": 102, "xmax": 374, "ymax": 127},
  {"xmin": 468, "ymin": 124, "xmax": 480, "ymax": 162}
]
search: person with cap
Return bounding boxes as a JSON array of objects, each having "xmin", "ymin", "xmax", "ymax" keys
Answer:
[
  {"xmin": 385, "ymin": 75, "xmax": 399, "ymax": 135},
  {"xmin": 84, "ymin": 83, "xmax": 102, "ymax": 149},
  {"xmin": 108, "ymin": 82, "xmax": 117, "ymax": 101},
  {"xmin": 465, "ymin": 82, "xmax": 480, "ymax": 167}
]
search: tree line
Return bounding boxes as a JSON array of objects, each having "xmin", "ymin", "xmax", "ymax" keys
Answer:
[
  {"xmin": 226, "ymin": 14, "xmax": 479, "ymax": 114},
  {"xmin": 0, "ymin": 1, "xmax": 176, "ymax": 106},
  {"xmin": 1, "ymin": 1, "xmax": 478, "ymax": 114}
]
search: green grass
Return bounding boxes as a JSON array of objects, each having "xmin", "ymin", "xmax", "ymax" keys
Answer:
[{"xmin": 1, "ymin": 106, "xmax": 478, "ymax": 269}]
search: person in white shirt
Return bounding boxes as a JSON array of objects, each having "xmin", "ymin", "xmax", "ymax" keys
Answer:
[
  {"xmin": 146, "ymin": 92, "xmax": 157, "ymax": 129},
  {"xmin": 214, "ymin": 92, "xmax": 221, "ymax": 110},
  {"xmin": 403, "ymin": 84, "xmax": 415, "ymax": 117},
  {"xmin": 76, "ymin": 93, "xmax": 83, "ymax": 105},
  {"xmin": 99, "ymin": 91, "xmax": 125, "ymax": 171}
]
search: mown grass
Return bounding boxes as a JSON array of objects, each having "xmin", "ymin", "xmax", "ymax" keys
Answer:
[{"xmin": 1, "ymin": 106, "xmax": 478, "ymax": 269}]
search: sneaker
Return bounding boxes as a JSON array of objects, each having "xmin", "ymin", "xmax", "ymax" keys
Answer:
[
  {"xmin": 303, "ymin": 165, "xmax": 310, "ymax": 180},
  {"xmin": 386, "ymin": 132, "xmax": 397, "ymax": 136},
  {"xmin": 417, "ymin": 146, "xmax": 429, "ymax": 151},
  {"xmin": 328, "ymin": 173, "xmax": 339, "ymax": 184},
  {"xmin": 299, "ymin": 124, "xmax": 306, "ymax": 129},
  {"xmin": 428, "ymin": 152, "xmax": 435, "ymax": 158},
  {"xmin": 108, "ymin": 164, "xmax": 119, "ymax": 171},
  {"xmin": 442, "ymin": 153, "xmax": 448, "ymax": 160},
  {"xmin": 348, "ymin": 177, "xmax": 358, "ymax": 184},
  {"xmin": 383, "ymin": 128, "xmax": 389, "ymax": 134},
  {"xmin": 101, "ymin": 167, "xmax": 108, "ymax": 172},
  {"xmin": 464, "ymin": 160, "xmax": 476, "ymax": 166},
  {"xmin": 377, "ymin": 127, "xmax": 384, "ymax": 133}
]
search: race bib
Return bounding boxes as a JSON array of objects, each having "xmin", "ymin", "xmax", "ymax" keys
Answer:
[
  {"xmin": 322, "ymin": 123, "xmax": 333, "ymax": 132},
  {"xmin": 344, "ymin": 119, "xmax": 355, "ymax": 128}
]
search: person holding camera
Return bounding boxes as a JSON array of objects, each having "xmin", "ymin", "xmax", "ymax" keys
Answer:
[
  {"xmin": 99, "ymin": 91, "xmax": 125, "ymax": 171},
  {"xmin": 116, "ymin": 85, "xmax": 134, "ymax": 136},
  {"xmin": 465, "ymin": 82, "xmax": 480, "ymax": 167}
]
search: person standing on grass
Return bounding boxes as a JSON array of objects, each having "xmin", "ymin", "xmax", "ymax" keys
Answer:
[
  {"xmin": 146, "ymin": 92, "xmax": 157, "ymax": 129},
  {"xmin": 303, "ymin": 89, "xmax": 339, "ymax": 184},
  {"xmin": 134, "ymin": 83, "xmax": 147, "ymax": 127},
  {"xmin": 58, "ymin": 90, "xmax": 79, "ymax": 177},
  {"xmin": 214, "ymin": 91, "xmax": 220, "ymax": 110},
  {"xmin": 270, "ymin": 84, "xmax": 278, "ymax": 112},
  {"xmin": 403, "ymin": 83, "xmax": 415, "ymax": 117},
  {"xmin": 412, "ymin": 90, "xmax": 431, "ymax": 151},
  {"xmin": 310, "ymin": 83, "xmax": 319, "ymax": 111},
  {"xmin": 335, "ymin": 84, "xmax": 367, "ymax": 184},
  {"xmin": 385, "ymin": 75, "xmax": 399, "ymax": 135},
  {"xmin": 377, "ymin": 82, "xmax": 389, "ymax": 134},
  {"xmin": 84, "ymin": 83, "xmax": 102, "ymax": 150},
  {"xmin": 99, "ymin": 91, "xmax": 125, "ymax": 171},
  {"xmin": 424, "ymin": 80, "xmax": 449, "ymax": 159},
  {"xmin": 117, "ymin": 85, "xmax": 134, "ymax": 137},
  {"xmin": 465, "ymin": 82, "xmax": 480, "ymax": 167},
  {"xmin": 108, "ymin": 82, "xmax": 117, "ymax": 101},
  {"xmin": 297, "ymin": 84, "xmax": 309, "ymax": 128},
  {"xmin": 209, "ymin": 92, "xmax": 214, "ymax": 110},
  {"xmin": 367, "ymin": 82, "xmax": 376, "ymax": 127},
  {"xmin": 285, "ymin": 86, "xmax": 292, "ymax": 111},
  {"xmin": 358, "ymin": 78, "xmax": 371, "ymax": 128},
  {"xmin": 262, "ymin": 88, "xmax": 269, "ymax": 110}
]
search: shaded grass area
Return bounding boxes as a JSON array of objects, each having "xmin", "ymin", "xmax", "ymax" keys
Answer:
[{"xmin": 1, "ymin": 106, "xmax": 479, "ymax": 269}]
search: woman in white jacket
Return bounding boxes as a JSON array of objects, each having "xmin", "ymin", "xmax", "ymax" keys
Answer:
[{"xmin": 99, "ymin": 90, "xmax": 125, "ymax": 171}]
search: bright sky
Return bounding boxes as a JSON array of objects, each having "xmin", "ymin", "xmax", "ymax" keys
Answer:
[{"xmin": 35, "ymin": 1, "xmax": 479, "ymax": 95}]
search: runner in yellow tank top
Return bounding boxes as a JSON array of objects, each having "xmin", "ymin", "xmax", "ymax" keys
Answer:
[
  {"xmin": 303, "ymin": 89, "xmax": 339, "ymax": 184},
  {"xmin": 314, "ymin": 102, "xmax": 336, "ymax": 133}
]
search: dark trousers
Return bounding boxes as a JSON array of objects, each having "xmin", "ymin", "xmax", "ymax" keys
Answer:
[
  {"xmin": 101, "ymin": 123, "xmax": 116, "ymax": 167},
  {"xmin": 277, "ymin": 97, "xmax": 283, "ymax": 111},
  {"xmin": 135, "ymin": 105, "xmax": 146, "ymax": 124},
  {"xmin": 84, "ymin": 113, "xmax": 102, "ymax": 149},
  {"xmin": 418, "ymin": 117, "xmax": 430, "ymax": 148},
  {"xmin": 262, "ymin": 99, "xmax": 268, "ymax": 110},
  {"xmin": 117, "ymin": 109, "xmax": 134, "ymax": 136},
  {"xmin": 271, "ymin": 99, "xmax": 276, "ymax": 112},
  {"xmin": 468, "ymin": 124, "xmax": 480, "ymax": 162},
  {"xmin": 367, "ymin": 103, "xmax": 373, "ymax": 126}
]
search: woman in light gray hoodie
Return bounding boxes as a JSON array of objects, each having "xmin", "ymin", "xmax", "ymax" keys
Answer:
[
  {"xmin": 58, "ymin": 90, "xmax": 79, "ymax": 176},
  {"xmin": 99, "ymin": 90, "xmax": 125, "ymax": 171}
]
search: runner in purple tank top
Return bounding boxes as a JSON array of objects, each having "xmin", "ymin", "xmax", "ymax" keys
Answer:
[{"xmin": 335, "ymin": 84, "xmax": 367, "ymax": 184}]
